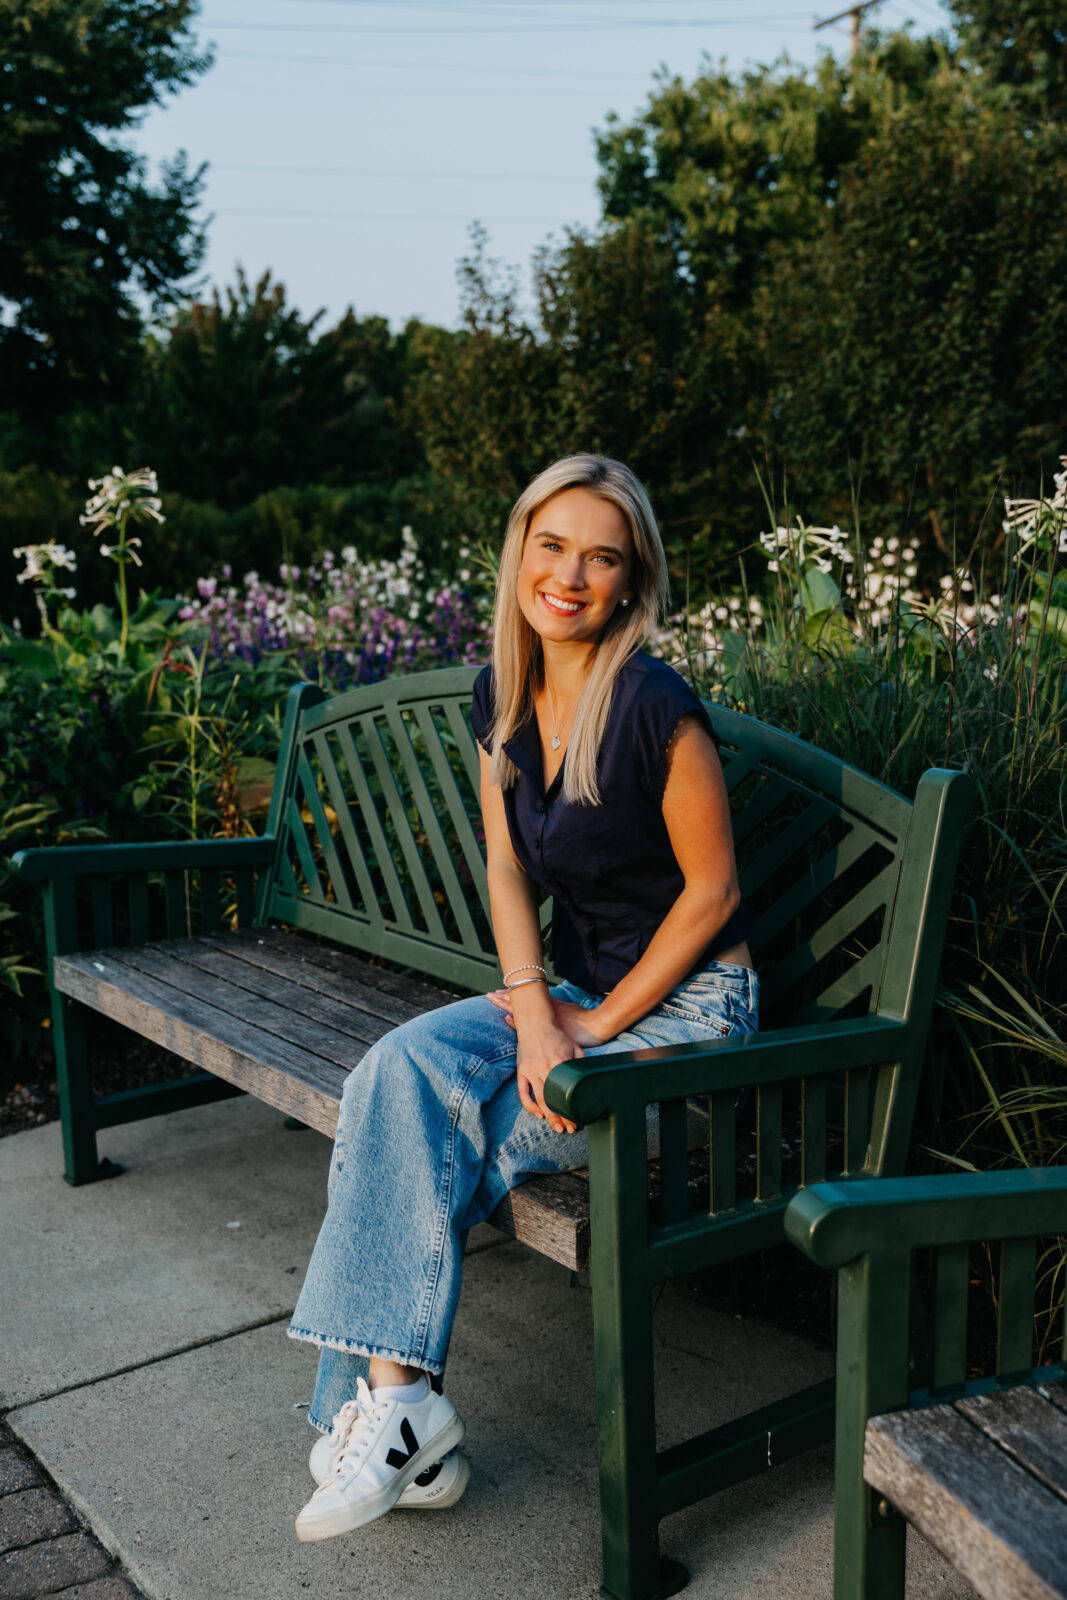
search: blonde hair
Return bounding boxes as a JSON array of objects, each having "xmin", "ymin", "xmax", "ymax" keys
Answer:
[{"xmin": 487, "ymin": 454, "xmax": 671, "ymax": 806}]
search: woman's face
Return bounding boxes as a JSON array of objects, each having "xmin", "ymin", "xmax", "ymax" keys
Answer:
[{"xmin": 516, "ymin": 487, "xmax": 634, "ymax": 648}]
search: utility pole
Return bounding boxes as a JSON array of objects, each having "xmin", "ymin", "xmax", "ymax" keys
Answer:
[{"xmin": 813, "ymin": 0, "xmax": 883, "ymax": 58}]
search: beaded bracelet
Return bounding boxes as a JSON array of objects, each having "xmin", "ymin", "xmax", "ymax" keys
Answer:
[
  {"xmin": 502, "ymin": 963, "xmax": 547, "ymax": 985},
  {"xmin": 504, "ymin": 975, "xmax": 548, "ymax": 993}
]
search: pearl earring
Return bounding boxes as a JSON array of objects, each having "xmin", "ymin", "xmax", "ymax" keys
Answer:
[{"xmin": 621, "ymin": 598, "xmax": 629, "ymax": 608}]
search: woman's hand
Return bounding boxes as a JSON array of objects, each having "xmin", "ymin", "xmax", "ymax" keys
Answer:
[
  {"xmin": 512, "ymin": 1014, "xmax": 584, "ymax": 1135},
  {"xmin": 487, "ymin": 991, "xmax": 612, "ymax": 1049}
]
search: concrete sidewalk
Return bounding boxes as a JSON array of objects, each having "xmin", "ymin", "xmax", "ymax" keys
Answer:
[{"xmin": 1, "ymin": 1098, "xmax": 975, "ymax": 1600}]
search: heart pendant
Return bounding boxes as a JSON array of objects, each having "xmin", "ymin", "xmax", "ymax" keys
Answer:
[{"xmin": 550, "ymin": 734, "xmax": 561, "ymax": 751}]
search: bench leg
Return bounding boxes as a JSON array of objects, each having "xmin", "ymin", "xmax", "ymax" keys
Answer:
[
  {"xmin": 53, "ymin": 993, "xmax": 121, "ymax": 1186},
  {"xmin": 833, "ymin": 1255, "xmax": 910, "ymax": 1600},
  {"xmin": 588, "ymin": 1118, "xmax": 686, "ymax": 1600}
]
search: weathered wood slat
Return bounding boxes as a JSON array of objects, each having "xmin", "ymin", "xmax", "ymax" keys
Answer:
[
  {"xmin": 52, "ymin": 933, "xmax": 596, "ymax": 1270},
  {"xmin": 229, "ymin": 926, "xmax": 454, "ymax": 1013},
  {"xmin": 865, "ymin": 1403, "xmax": 1067, "ymax": 1600},
  {"xmin": 54, "ymin": 949, "xmax": 350, "ymax": 1135},
  {"xmin": 116, "ymin": 944, "xmax": 390, "ymax": 1067},
  {"xmin": 956, "ymin": 1387, "xmax": 1067, "ymax": 1507},
  {"xmin": 173, "ymin": 937, "xmax": 418, "ymax": 1038}
]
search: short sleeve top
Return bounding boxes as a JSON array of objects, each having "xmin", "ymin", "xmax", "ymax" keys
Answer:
[{"xmin": 470, "ymin": 652, "xmax": 755, "ymax": 994}]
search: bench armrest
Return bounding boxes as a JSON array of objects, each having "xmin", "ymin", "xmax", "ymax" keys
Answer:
[
  {"xmin": 12, "ymin": 836, "xmax": 277, "ymax": 884},
  {"xmin": 545, "ymin": 1013, "xmax": 912, "ymax": 1123},
  {"xmin": 785, "ymin": 1168, "xmax": 1067, "ymax": 1270}
]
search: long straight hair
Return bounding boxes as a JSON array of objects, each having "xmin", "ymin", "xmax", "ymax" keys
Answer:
[{"xmin": 488, "ymin": 454, "xmax": 671, "ymax": 806}]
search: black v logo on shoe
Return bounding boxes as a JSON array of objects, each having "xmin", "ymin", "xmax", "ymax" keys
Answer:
[{"xmin": 386, "ymin": 1417, "xmax": 420, "ymax": 1471}]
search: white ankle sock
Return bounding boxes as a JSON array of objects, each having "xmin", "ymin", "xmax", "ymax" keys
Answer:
[{"xmin": 371, "ymin": 1376, "xmax": 429, "ymax": 1405}]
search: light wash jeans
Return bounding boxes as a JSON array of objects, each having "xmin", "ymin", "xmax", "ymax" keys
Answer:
[{"xmin": 288, "ymin": 960, "xmax": 759, "ymax": 1431}]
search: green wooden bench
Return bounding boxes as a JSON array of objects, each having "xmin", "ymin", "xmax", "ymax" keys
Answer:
[
  {"xmin": 13, "ymin": 664, "xmax": 973, "ymax": 1600},
  {"xmin": 786, "ymin": 1169, "xmax": 1067, "ymax": 1600}
]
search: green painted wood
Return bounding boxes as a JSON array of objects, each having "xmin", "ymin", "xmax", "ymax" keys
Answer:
[
  {"xmin": 655, "ymin": 1378, "xmax": 836, "ymax": 1520},
  {"xmin": 164, "ymin": 870, "xmax": 188, "ymax": 938},
  {"xmin": 127, "ymin": 875, "xmax": 151, "ymax": 944},
  {"xmin": 586, "ymin": 1106, "xmax": 663, "ymax": 1600},
  {"xmin": 329, "ymin": 721, "xmax": 417, "ymax": 933},
  {"xmin": 802, "ymin": 1076, "xmax": 827, "ymax": 1186},
  {"xmin": 42, "ymin": 875, "xmax": 106, "ymax": 1184},
  {"xmin": 739, "ymin": 795, "xmax": 839, "ymax": 898},
  {"xmin": 998, "ymin": 1238, "xmax": 1037, "ymax": 1382},
  {"xmin": 235, "ymin": 867, "xmax": 256, "ymax": 927},
  {"xmin": 411, "ymin": 702, "xmax": 491, "ymax": 927},
  {"xmin": 13, "ymin": 836, "xmax": 275, "ymax": 883},
  {"xmin": 359, "ymin": 711, "xmax": 449, "ymax": 941},
  {"xmin": 658, "ymin": 1099, "xmax": 690, "ymax": 1228},
  {"xmin": 786, "ymin": 1170, "xmax": 1067, "ymax": 1600},
  {"xmin": 200, "ymin": 868, "xmax": 222, "ymax": 932},
  {"xmin": 844, "ymin": 1068, "xmax": 870, "ymax": 1174},
  {"xmin": 384, "ymin": 703, "xmax": 483, "ymax": 953},
  {"xmin": 757, "ymin": 1083, "xmax": 783, "ymax": 1201},
  {"xmin": 746, "ymin": 822, "xmax": 878, "ymax": 957},
  {"xmin": 94, "ymin": 1074, "xmax": 244, "ymax": 1127},
  {"xmin": 90, "ymin": 878, "xmax": 114, "ymax": 948},
  {"xmin": 294, "ymin": 749, "xmax": 357, "ymax": 915},
  {"xmin": 932, "ymin": 1243, "xmax": 970, "ymax": 1394},
  {"xmin": 708, "ymin": 1092, "xmax": 736, "ymax": 1214},
  {"xmin": 758, "ymin": 865, "xmax": 898, "ymax": 1014}
]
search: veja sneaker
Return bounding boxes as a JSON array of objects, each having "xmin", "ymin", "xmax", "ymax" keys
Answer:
[
  {"xmin": 309, "ymin": 1426, "xmax": 470, "ymax": 1508},
  {"xmin": 295, "ymin": 1377, "xmax": 466, "ymax": 1542}
]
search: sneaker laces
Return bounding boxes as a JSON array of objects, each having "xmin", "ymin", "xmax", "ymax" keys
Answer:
[{"xmin": 327, "ymin": 1377, "xmax": 386, "ymax": 1481}]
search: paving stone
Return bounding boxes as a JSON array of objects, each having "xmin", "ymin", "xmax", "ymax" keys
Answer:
[
  {"xmin": 0, "ymin": 1533, "xmax": 111, "ymax": 1599},
  {"xmin": 0, "ymin": 1455, "xmax": 40, "ymax": 1498},
  {"xmin": 0, "ymin": 1487, "xmax": 76, "ymax": 1554},
  {"xmin": 50, "ymin": 1577, "xmax": 142, "ymax": 1600}
]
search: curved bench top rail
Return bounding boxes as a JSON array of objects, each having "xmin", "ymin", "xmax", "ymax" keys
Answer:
[{"xmin": 263, "ymin": 666, "xmax": 916, "ymax": 1016}]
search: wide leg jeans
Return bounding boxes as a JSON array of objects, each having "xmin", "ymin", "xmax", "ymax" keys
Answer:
[{"xmin": 288, "ymin": 962, "xmax": 759, "ymax": 1430}]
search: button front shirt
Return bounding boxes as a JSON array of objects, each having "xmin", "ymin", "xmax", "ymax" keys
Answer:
[{"xmin": 471, "ymin": 652, "xmax": 755, "ymax": 993}]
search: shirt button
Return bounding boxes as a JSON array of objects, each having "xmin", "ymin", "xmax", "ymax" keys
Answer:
[{"xmin": 536, "ymin": 802, "xmax": 545, "ymax": 815}]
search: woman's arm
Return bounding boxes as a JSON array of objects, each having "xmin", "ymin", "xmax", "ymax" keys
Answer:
[
  {"xmin": 584, "ymin": 713, "xmax": 742, "ymax": 1040},
  {"xmin": 489, "ymin": 713, "xmax": 743, "ymax": 1047},
  {"xmin": 479, "ymin": 746, "xmax": 582, "ymax": 1133}
]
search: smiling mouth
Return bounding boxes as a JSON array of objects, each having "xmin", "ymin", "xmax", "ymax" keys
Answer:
[{"xmin": 539, "ymin": 591, "xmax": 589, "ymax": 616}]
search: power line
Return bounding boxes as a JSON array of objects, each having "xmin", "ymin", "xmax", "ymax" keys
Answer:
[
  {"xmin": 215, "ymin": 208, "xmax": 575, "ymax": 223},
  {"xmin": 221, "ymin": 49, "xmax": 653, "ymax": 79},
  {"xmin": 213, "ymin": 162, "xmax": 594, "ymax": 183},
  {"xmin": 201, "ymin": 14, "xmax": 816, "ymax": 33}
]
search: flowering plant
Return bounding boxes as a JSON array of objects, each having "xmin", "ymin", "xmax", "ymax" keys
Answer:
[
  {"xmin": 79, "ymin": 467, "xmax": 165, "ymax": 659},
  {"xmin": 178, "ymin": 529, "xmax": 490, "ymax": 690},
  {"xmin": 13, "ymin": 542, "xmax": 78, "ymax": 626}
]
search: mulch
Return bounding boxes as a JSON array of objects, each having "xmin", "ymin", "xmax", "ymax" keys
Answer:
[{"xmin": 0, "ymin": 1022, "xmax": 185, "ymax": 1141}]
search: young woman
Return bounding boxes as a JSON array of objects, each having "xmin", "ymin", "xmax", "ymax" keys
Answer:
[{"xmin": 288, "ymin": 454, "xmax": 757, "ymax": 1543}]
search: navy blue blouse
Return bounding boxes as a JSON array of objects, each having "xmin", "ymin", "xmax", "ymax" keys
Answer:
[{"xmin": 471, "ymin": 652, "xmax": 755, "ymax": 994}]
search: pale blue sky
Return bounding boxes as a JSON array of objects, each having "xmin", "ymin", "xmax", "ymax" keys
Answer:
[{"xmin": 133, "ymin": 0, "xmax": 948, "ymax": 331}]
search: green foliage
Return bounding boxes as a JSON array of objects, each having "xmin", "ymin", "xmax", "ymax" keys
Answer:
[
  {"xmin": 761, "ymin": 80, "xmax": 1067, "ymax": 550},
  {"xmin": 676, "ymin": 498, "xmax": 1067, "ymax": 1167},
  {"xmin": 132, "ymin": 270, "xmax": 423, "ymax": 508},
  {"xmin": 947, "ymin": 0, "xmax": 1067, "ymax": 117},
  {"xmin": 0, "ymin": 0, "xmax": 211, "ymax": 463}
]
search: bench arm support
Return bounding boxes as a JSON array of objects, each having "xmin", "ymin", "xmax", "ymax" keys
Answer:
[
  {"xmin": 12, "ymin": 837, "xmax": 276, "ymax": 884},
  {"xmin": 786, "ymin": 1168, "xmax": 1067, "ymax": 1270},
  {"xmin": 545, "ymin": 1014, "xmax": 913, "ymax": 1124}
]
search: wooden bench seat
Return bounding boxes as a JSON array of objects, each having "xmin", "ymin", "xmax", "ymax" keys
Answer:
[{"xmin": 54, "ymin": 924, "xmax": 595, "ymax": 1269}]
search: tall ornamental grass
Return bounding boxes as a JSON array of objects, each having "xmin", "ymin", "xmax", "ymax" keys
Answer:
[{"xmin": 670, "ymin": 466, "xmax": 1066, "ymax": 1176}]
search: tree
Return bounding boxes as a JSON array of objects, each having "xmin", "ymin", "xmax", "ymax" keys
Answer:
[
  {"xmin": 0, "ymin": 0, "xmax": 211, "ymax": 464},
  {"xmin": 759, "ymin": 79, "xmax": 1067, "ymax": 548},
  {"xmin": 946, "ymin": 0, "xmax": 1067, "ymax": 118},
  {"xmin": 134, "ymin": 269, "xmax": 423, "ymax": 508}
]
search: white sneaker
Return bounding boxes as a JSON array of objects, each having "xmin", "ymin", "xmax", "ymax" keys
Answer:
[
  {"xmin": 295, "ymin": 1377, "xmax": 466, "ymax": 1542},
  {"xmin": 309, "ymin": 1422, "xmax": 470, "ymax": 1508}
]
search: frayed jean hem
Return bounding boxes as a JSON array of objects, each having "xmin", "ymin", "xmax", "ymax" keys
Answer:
[{"xmin": 286, "ymin": 1323, "xmax": 446, "ymax": 1379}]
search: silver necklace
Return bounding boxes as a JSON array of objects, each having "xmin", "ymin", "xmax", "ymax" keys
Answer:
[{"xmin": 545, "ymin": 678, "xmax": 569, "ymax": 752}]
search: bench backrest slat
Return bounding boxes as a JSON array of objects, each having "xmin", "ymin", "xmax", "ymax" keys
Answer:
[{"xmin": 257, "ymin": 668, "xmax": 963, "ymax": 1036}]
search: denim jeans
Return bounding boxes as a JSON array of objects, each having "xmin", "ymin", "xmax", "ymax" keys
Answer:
[{"xmin": 288, "ymin": 960, "xmax": 759, "ymax": 1431}]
